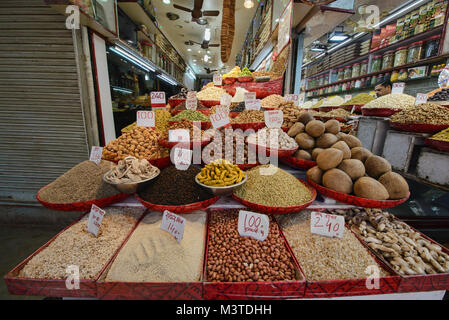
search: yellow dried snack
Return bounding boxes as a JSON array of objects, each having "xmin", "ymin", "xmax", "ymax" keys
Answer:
[{"xmin": 197, "ymin": 159, "xmax": 245, "ymax": 187}]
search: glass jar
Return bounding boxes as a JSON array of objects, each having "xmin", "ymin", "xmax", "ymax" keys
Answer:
[
  {"xmin": 360, "ymin": 60, "xmax": 369, "ymax": 76},
  {"xmin": 360, "ymin": 77, "xmax": 366, "ymax": 88},
  {"xmin": 371, "ymin": 75, "xmax": 378, "ymax": 87},
  {"xmin": 384, "ymin": 72, "xmax": 391, "ymax": 82},
  {"xmin": 398, "ymin": 69, "xmax": 408, "ymax": 81},
  {"xmin": 337, "ymin": 68, "xmax": 345, "ymax": 81},
  {"xmin": 390, "ymin": 70, "xmax": 399, "ymax": 82},
  {"xmin": 371, "ymin": 55, "xmax": 382, "ymax": 73},
  {"xmin": 344, "ymin": 65, "xmax": 353, "ymax": 79},
  {"xmin": 318, "ymin": 76, "xmax": 324, "ymax": 86},
  {"xmin": 352, "ymin": 63, "xmax": 361, "ymax": 78},
  {"xmin": 351, "ymin": 80, "xmax": 356, "ymax": 89},
  {"xmin": 424, "ymin": 35, "xmax": 440, "ymax": 58},
  {"xmin": 394, "ymin": 46, "xmax": 408, "ymax": 67},
  {"xmin": 355, "ymin": 79, "xmax": 361, "ymax": 89},
  {"xmin": 382, "ymin": 51, "xmax": 395, "ymax": 70},
  {"xmin": 407, "ymin": 41, "xmax": 423, "ymax": 64},
  {"xmin": 330, "ymin": 70, "xmax": 338, "ymax": 83}
]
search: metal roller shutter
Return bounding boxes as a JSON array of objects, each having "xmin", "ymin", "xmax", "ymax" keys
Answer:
[{"xmin": 0, "ymin": 0, "xmax": 89, "ymax": 202}]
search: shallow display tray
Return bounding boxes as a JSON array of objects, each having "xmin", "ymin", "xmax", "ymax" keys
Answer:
[
  {"xmin": 102, "ymin": 156, "xmax": 171, "ymax": 170},
  {"xmin": 168, "ymin": 120, "xmax": 211, "ymax": 130},
  {"xmin": 158, "ymin": 138, "xmax": 212, "ymax": 150},
  {"xmin": 36, "ymin": 185, "xmax": 129, "ymax": 212},
  {"xmin": 231, "ymin": 179, "xmax": 316, "ymax": 215},
  {"xmin": 247, "ymin": 143, "xmax": 298, "ymax": 158},
  {"xmin": 168, "ymin": 98, "xmax": 186, "ymax": 108},
  {"xmin": 236, "ymin": 163, "xmax": 260, "ymax": 170},
  {"xmin": 199, "ymin": 100, "xmax": 220, "ymax": 108},
  {"xmin": 280, "ymin": 156, "xmax": 317, "ymax": 170},
  {"xmin": 389, "ymin": 122, "xmax": 449, "ymax": 134},
  {"xmin": 231, "ymin": 122, "xmax": 266, "ymax": 131},
  {"xmin": 424, "ymin": 138, "xmax": 449, "ymax": 152},
  {"xmin": 134, "ymin": 193, "xmax": 220, "ymax": 214},
  {"xmin": 222, "ymin": 78, "xmax": 283, "ymax": 99},
  {"xmin": 237, "ymin": 76, "xmax": 253, "ymax": 82},
  {"xmin": 307, "ymin": 178, "xmax": 410, "ymax": 208},
  {"xmin": 319, "ymin": 106, "xmax": 341, "ymax": 112},
  {"xmin": 202, "ymin": 209, "xmax": 307, "ymax": 299},
  {"xmin": 229, "ymin": 112, "xmax": 239, "ymax": 118},
  {"xmin": 223, "ymin": 77, "xmax": 237, "ymax": 85},
  {"xmin": 361, "ymin": 108, "xmax": 402, "ymax": 117},
  {"xmin": 4, "ymin": 210, "xmax": 145, "ymax": 298}
]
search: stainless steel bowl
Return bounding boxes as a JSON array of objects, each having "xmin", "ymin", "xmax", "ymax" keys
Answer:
[
  {"xmin": 103, "ymin": 170, "xmax": 160, "ymax": 194},
  {"xmin": 195, "ymin": 174, "xmax": 247, "ymax": 196}
]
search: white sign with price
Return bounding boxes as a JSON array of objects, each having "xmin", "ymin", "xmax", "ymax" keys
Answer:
[
  {"xmin": 238, "ymin": 210, "xmax": 269, "ymax": 241},
  {"xmin": 264, "ymin": 110, "xmax": 283, "ymax": 128},
  {"xmin": 213, "ymin": 74, "xmax": 222, "ymax": 86},
  {"xmin": 285, "ymin": 94, "xmax": 299, "ymax": 106},
  {"xmin": 312, "ymin": 99, "xmax": 318, "ymax": 105},
  {"xmin": 210, "ymin": 107, "xmax": 230, "ymax": 129},
  {"xmin": 187, "ymin": 91, "xmax": 197, "ymax": 99},
  {"xmin": 245, "ymin": 99, "xmax": 261, "ymax": 111},
  {"xmin": 87, "ymin": 204, "xmax": 106, "ymax": 237},
  {"xmin": 136, "ymin": 111, "xmax": 155, "ymax": 127},
  {"xmin": 244, "ymin": 92, "xmax": 256, "ymax": 101},
  {"xmin": 415, "ymin": 93, "xmax": 428, "ymax": 105},
  {"xmin": 173, "ymin": 147, "xmax": 192, "ymax": 170},
  {"xmin": 150, "ymin": 91, "xmax": 166, "ymax": 105},
  {"xmin": 298, "ymin": 93, "xmax": 305, "ymax": 105},
  {"xmin": 169, "ymin": 129, "xmax": 190, "ymax": 143},
  {"xmin": 160, "ymin": 210, "xmax": 186, "ymax": 243},
  {"xmin": 392, "ymin": 82, "xmax": 405, "ymax": 94},
  {"xmin": 186, "ymin": 98, "xmax": 197, "ymax": 110},
  {"xmin": 220, "ymin": 94, "xmax": 232, "ymax": 106},
  {"xmin": 344, "ymin": 95, "xmax": 353, "ymax": 102},
  {"xmin": 89, "ymin": 146, "xmax": 103, "ymax": 165},
  {"xmin": 310, "ymin": 211, "xmax": 345, "ymax": 238}
]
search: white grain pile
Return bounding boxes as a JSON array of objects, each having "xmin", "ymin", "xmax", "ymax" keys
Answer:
[
  {"xmin": 19, "ymin": 207, "xmax": 144, "ymax": 280},
  {"xmin": 105, "ymin": 211, "xmax": 206, "ymax": 282},
  {"xmin": 276, "ymin": 211, "xmax": 389, "ymax": 281},
  {"xmin": 362, "ymin": 93, "xmax": 415, "ymax": 109}
]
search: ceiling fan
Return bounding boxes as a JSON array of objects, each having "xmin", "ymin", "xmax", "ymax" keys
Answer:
[
  {"xmin": 204, "ymin": 67, "xmax": 218, "ymax": 74},
  {"xmin": 185, "ymin": 40, "xmax": 219, "ymax": 50},
  {"xmin": 174, "ymin": 0, "xmax": 220, "ymax": 23}
]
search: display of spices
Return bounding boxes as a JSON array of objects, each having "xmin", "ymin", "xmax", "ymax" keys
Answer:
[
  {"xmin": 231, "ymin": 87, "xmax": 249, "ymax": 103},
  {"xmin": 197, "ymin": 159, "xmax": 245, "ymax": 187},
  {"xmin": 231, "ymin": 110, "xmax": 265, "ymax": 123},
  {"xmin": 234, "ymin": 165, "xmax": 312, "ymax": 207},
  {"xmin": 104, "ymin": 156, "xmax": 160, "ymax": 184},
  {"xmin": 390, "ymin": 103, "xmax": 449, "ymax": 124},
  {"xmin": 276, "ymin": 211, "xmax": 389, "ymax": 281},
  {"xmin": 173, "ymin": 100, "xmax": 208, "ymax": 111},
  {"xmin": 281, "ymin": 105, "xmax": 303, "ymax": 128},
  {"xmin": 429, "ymin": 87, "xmax": 449, "ymax": 102},
  {"xmin": 170, "ymin": 88, "xmax": 188, "ymax": 99},
  {"xmin": 206, "ymin": 209, "xmax": 298, "ymax": 282},
  {"xmin": 247, "ymin": 128, "xmax": 298, "ymax": 150},
  {"xmin": 334, "ymin": 208, "xmax": 449, "ymax": 275},
  {"xmin": 105, "ymin": 211, "xmax": 206, "ymax": 282},
  {"xmin": 230, "ymin": 102, "xmax": 246, "ymax": 112},
  {"xmin": 160, "ymin": 119, "xmax": 214, "ymax": 142},
  {"xmin": 103, "ymin": 127, "xmax": 169, "ymax": 162},
  {"xmin": 197, "ymin": 86, "xmax": 227, "ymax": 101},
  {"xmin": 38, "ymin": 160, "xmax": 121, "ymax": 203},
  {"xmin": 170, "ymin": 110, "xmax": 210, "ymax": 122},
  {"xmin": 362, "ymin": 93, "xmax": 416, "ymax": 109},
  {"xmin": 324, "ymin": 108, "xmax": 352, "ymax": 118},
  {"xmin": 19, "ymin": 207, "xmax": 144, "ymax": 279},
  {"xmin": 137, "ymin": 165, "xmax": 215, "ymax": 205},
  {"xmin": 261, "ymin": 94, "xmax": 286, "ymax": 109},
  {"xmin": 252, "ymin": 70, "xmax": 283, "ymax": 80},
  {"xmin": 321, "ymin": 96, "xmax": 345, "ymax": 107}
]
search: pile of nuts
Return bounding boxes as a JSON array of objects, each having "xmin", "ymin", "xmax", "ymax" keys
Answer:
[
  {"xmin": 206, "ymin": 209, "xmax": 298, "ymax": 282},
  {"xmin": 261, "ymin": 94, "xmax": 286, "ymax": 109},
  {"xmin": 390, "ymin": 103, "xmax": 449, "ymax": 124},
  {"xmin": 281, "ymin": 105, "xmax": 303, "ymax": 128},
  {"xmin": 103, "ymin": 127, "xmax": 169, "ymax": 161},
  {"xmin": 331, "ymin": 208, "xmax": 449, "ymax": 275},
  {"xmin": 247, "ymin": 128, "xmax": 298, "ymax": 150},
  {"xmin": 252, "ymin": 70, "xmax": 283, "ymax": 80},
  {"xmin": 325, "ymin": 108, "xmax": 352, "ymax": 118},
  {"xmin": 197, "ymin": 86, "xmax": 227, "ymax": 101},
  {"xmin": 231, "ymin": 110, "xmax": 265, "ymax": 123},
  {"xmin": 160, "ymin": 119, "xmax": 215, "ymax": 141},
  {"xmin": 362, "ymin": 93, "xmax": 415, "ymax": 110}
]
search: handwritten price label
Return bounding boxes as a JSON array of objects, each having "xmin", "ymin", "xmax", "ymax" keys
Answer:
[
  {"xmin": 285, "ymin": 94, "xmax": 299, "ymax": 106},
  {"xmin": 168, "ymin": 129, "xmax": 190, "ymax": 143},
  {"xmin": 264, "ymin": 110, "xmax": 283, "ymax": 128},
  {"xmin": 310, "ymin": 211, "xmax": 345, "ymax": 238},
  {"xmin": 150, "ymin": 91, "xmax": 166, "ymax": 105},
  {"xmin": 245, "ymin": 99, "xmax": 261, "ymax": 111},
  {"xmin": 415, "ymin": 93, "xmax": 428, "ymax": 105},
  {"xmin": 213, "ymin": 74, "xmax": 222, "ymax": 86},
  {"xmin": 298, "ymin": 93, "xmax": 305, "ymax": 105},
  {"xmin": 312, "ymin": 99, "xmax": 318, "ymax": 105},
  {"xmin": 244, "ymin": 92, "xmax": 256, "ymax": 102},
  {"xmin": 344, "ymin": 95, "xmax": 353, "ymax": 102},
  {"xmin": 160, "ymin": 210, "xmax": 186, "ymax": 243},
  {"xmin": 210, "ymin": 107, "xmax": 230, "ymax": 129},
  {"xmin": 238, "ymin": 210, "xmax": 269, "ymax": 241},
  {"xmin": 89, "ymin": 146, "xmax": 103, "ymax": 165},
  {"xmin": 173, "ymin": 147, "xmax": 192, "ymax": 170},
  {"xmin": 220, "ymin": 94, "xmax": 232, "ymax": 107},
  {"xmin": 392, "ymin": 82, "xmax": 405, "ymax": 94},
  {"xmin": 186, "ymin": 91, "xmax": 197, "ymax": 99},
  {"xmin": 186, "ymin": 98, "xmax": 197, "ymax": 110},
  {"xmin": 136, "ymin": 111, "xmax": 155, "ymax": 127},
  {"xmin": 87, "ymin": 204, "xmax": 106, "ymax": 237}
]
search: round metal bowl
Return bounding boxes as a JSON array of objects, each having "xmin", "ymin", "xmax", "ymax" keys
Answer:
[
  {"xmin": 195, "ymin": 173, "xmax": 247, "ymax": 196},
  {"xmin": 103, "ymin": 170, "xmax": 160, "ymax": 194}
]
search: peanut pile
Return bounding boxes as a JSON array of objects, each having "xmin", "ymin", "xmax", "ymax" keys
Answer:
[
  {"xmin": 160, "ymin": 119, "xmax": 215, "ymax": 141},
  {"xmin": 206, "ymin": 210, "xmax": 298, "ymax": 282},
  {"xmin": 390, "ymin": 103, "xmax": 449, "ymax": 124},
  {"xmin": 231, "ymin": 110, "xmax": 265, "ymax": 123}
]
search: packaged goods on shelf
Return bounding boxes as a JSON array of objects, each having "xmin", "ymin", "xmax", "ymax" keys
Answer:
[
  {"xmin": 362, "ymin": 94, "xmax": 416, "ymax": 109},
  {"xmin": 197, "ymin": 86, "xmax": 227, "ymax": 100},
  {"xmin": 170, "ymin": 110, "xmax": 210, "ymax": 122},
  {"xmin": 19, "ymin": 207, "xmax": 144, "ymax": 280},
  {"xmin": 38, "ymin": 160, "xmax": 121, "ymax": 204},
  {"xmin": 276, "ymin": 211, "xmax": 390, "ymax": 281},
  {"xmin": 105, "ymin": 211, "xmax": 206, "ymax": 282},
  {"xmin": 390, "ymin": 103, "xmax": 449, "ymax": 124},
  {"xmin": 341, "ymin": 93, "xmax": 375, "ymax": 105}
]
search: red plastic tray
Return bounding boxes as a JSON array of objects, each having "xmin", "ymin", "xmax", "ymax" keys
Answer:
[
  {"xmin": 229, "ymin": 112, "xmax": 239, "ymax": 118},
  {"xmin": 307, "ymin": 178, "xmax": 410, "ymax": 208},
  {"xmin": 199, "ymin": 100, "xmax": 220, "ymax": 108},
  {"xmin": 134, "ymin": 193, "xmax": 220, "ymax": 214},
  {"xmin": 168, "ymin": 98, "xmax": 186, "ymax": 108},
  {"xmin": 319, "ymin": 106, "xmax": 341, "ymax": 112},
  {"xmin": 389, "ymin": 122, "xmax": 449, "ymax": 134},
  {"xmin": 168, "ymin": 120, "xmax": 211, "ymax": 130},
  {"xmin": 281, "ymin": 156, "xmax": 317, "ymax": 170},
  {"xmin": 231, "ymin": 122, "xmax": 266, "ymax": 131},
  {"xmin": 361, "ymin": 108, "xmax": 402, "ymax": 117},
  {"xmin": 103, "ymin": 156, "xmax": 171, "ymax": 170},
  {"xmin": 320, "ymin": 116, "xmax": 347, "ymax": 123},
  {"xmin": 424, "ymin": 138, "xmax": 449, "ymax": 152},
  {"xmin": 236, "ymin": 163, "xmax": 260, "ymax": 171},
  {"xmin": 231, "ymin": 179, "xmax": 316, "ymax": 214},
  {"xmin": 247, "ymin": 143, "xmax": 298, "ymax": 158},
  {"xmin": 36, "ymin": 185, "xmax": 129, "ymax": 212},
  {"xmin": 4, "ymin": 210, "xmax": 145, "ymax": 298},
  {"xmin": 158, "ymin": 138, "xmax": 212, "ymax": 150},
  {"xmin": 237, "ymin": 76, "xmax": 254, "ymax": 82},
  {"xmin": 343, "ymin": 104, "xmax": 363, "ymax": 113},
  {"xmin": 223, "ymin": 77, "xmax": 237, "ymax": 85},
  {"xmin": 222, "ymin": 78, "xmax": 283, "ymax": 99},
  {"xmin": 202, "ymin": 209, "xmax": 307, "ymax": 299}
]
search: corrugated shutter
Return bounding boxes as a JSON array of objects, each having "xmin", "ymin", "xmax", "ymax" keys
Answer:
[{"xmin": 0, "ymin": 0, "xmax": 89, "ymax": 202}]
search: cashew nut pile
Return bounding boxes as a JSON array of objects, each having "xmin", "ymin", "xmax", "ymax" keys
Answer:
[
  {"xmin": 104, "ymin": 156, "xmax": 159, "ymax": 184},
  {"xmin": 330, "ymin": 208, "xmax": 449, "ymax": 276}
]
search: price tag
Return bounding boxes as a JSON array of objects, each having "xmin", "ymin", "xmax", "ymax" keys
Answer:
[
  {"xmin": 244, "ymin": 92, "xmax": 257, "ymax": 101},
  {"xmin": 173, "ymin": 147, "xmax": 192, "ymax": 170},
  {"xmin": 87, "ymin": 204, "xmax": 106, "ymax": 237},
  {"xmin": 312, "ymin": 99, "xmax": 318, "ymax": 105},
  {"xmin": 185, "ymin": 98, "xmax": 197, "ymax": 110},
  {"xmin": 150, "ymin": 91, "xmax": 166, "ymax": 105},
  {"xmin": 310, "ymin": 211, "xmax": 345, "ymax": 239},
  {"xmin": 168, "ymin": 129, "xmax": 190, "ymax": 143},
  {"xmin": 264, "ymin": 110, "xmax": 283, "ymax": 128},
  {"xmin": 285, "ymin": 94, "xmax": 300, "ymax": 106},
  {"xmin": 415, "ymin": 93, "xmax": 428, "ymax": 105},
  {"xmin": 186, "ymin": 91, "xmax": 197, "ymax": 99},
  {"xmin": 392, "ymin": 82, "xmax": 405, "ymax": 94},
  {"xmin": 213, "ymin": 74, "xmax": 222, "ymax": 86},
  {"xmin": 323, "ymin": 98, "xmax": 329, "ymax": 104},
  {"xmin": 344, "ymin": 95, "xmax": 353, "ymax": 102},
  {"xmin": 298, "ymin": 93, "xmax": 305, "ymax": 105},
  {"xmin": 245, "ymin": 99, "xmax": 261, "ymax": 111},
  {"xmin": 220, "ymin": 94, "xmax": 232, "ymax": 107},
  {"xmin": 89, "ymin": 146, "xmax": 103, "ymax": 165},
  {"xmin": 136, "ymin": 110, "xmax": 155, "ymax": 127},
  {"xmin": 160, "ymin": 210, "xmax": 186, "ymax": 243},
  {"xmin": 238, "ymin": 210, "xmax": 269, "ymax": 241},
  {"xmin": 210, "ymin": 107, "xmax": 230, "ymax": 129}
]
